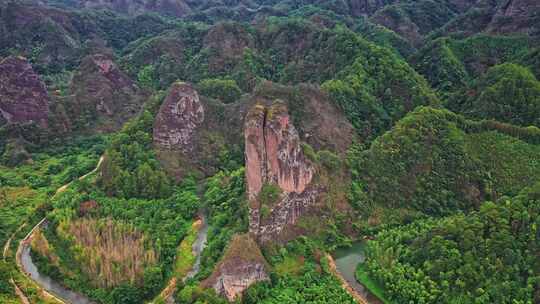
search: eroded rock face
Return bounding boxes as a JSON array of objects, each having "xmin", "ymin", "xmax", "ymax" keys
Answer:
[
  {"xmin": 203, "ymin": 22, "xmax": 254, "ymax": 75},
  {"xmin": 202, "ymin": 234, "xmax": 269, "ymax": 301},
  {"xmin": 68, "ymin": 54, "xmax": 145, "ymax": 131},
  {"xmin": 245, "ymin": 101, "xmax": 317, "ymax": 243},
  {"xmin": 153, "ymin": 82, "xmax": 204, "ymax": 152},
  {"xmin": 488, "ymin": 0, "xmax": 540, "ymax": 35},
  {"xmin": 0, "ymin": 56, "xmax": 49, "ymax": 128},
  {"xmin": 246, "ymin": 102, "xmax": 314, "ymax": 199}
]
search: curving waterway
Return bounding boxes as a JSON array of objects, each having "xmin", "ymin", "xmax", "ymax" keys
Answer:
[
  {"xmin": 20, "ymin": 243, "xmax": 95, "ymax": 304},
  {"xmin": 184, "ymin": 213, "xmax": 209, "ymax": 281},
  {"xmin": 20, "ymin": 214, "xmax": 210, "ymax": 304},
  {"xmin": 333, "ymin": 242, "xmax": 383, "ymax": 304}
]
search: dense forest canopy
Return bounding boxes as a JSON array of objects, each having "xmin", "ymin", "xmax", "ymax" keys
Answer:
[{"xmin": 0, "ymin": 0, "xmax": 539, "ymax": 303}]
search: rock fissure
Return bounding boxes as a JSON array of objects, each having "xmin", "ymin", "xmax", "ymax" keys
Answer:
[{"xmin": 245, "ymin": 101, "xmax": 317, "ymax": 243}]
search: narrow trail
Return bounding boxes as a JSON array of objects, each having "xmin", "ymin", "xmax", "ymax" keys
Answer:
[
  {"xmin": 10, "ymin": 278, "xmax": 30, "ymax": 304},
  {"xmin": 10, "ymin": 155, "xmax": 105, "ymax": 304},
  {"xmin": 326, "ymin": 253, "xmax": 370, "ymax": 304},
  {"xmin": 3, "ymin": 223, "xmax": 26, "ymax": 261}
]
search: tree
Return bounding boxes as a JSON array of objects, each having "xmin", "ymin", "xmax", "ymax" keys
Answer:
[{"xmin": 111, "ymin": 283, "xmax": 142, "ymax": 304}]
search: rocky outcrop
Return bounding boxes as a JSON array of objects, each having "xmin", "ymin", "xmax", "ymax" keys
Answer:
[
  {"xmin": 202, "ymin": 234, "xmax": 269, "ymax": 301},
  {"xmin": 67, "ymin": 54, "xmax": 146, "ymax": 131},
  {"xmin": 202, "ymin": 22, "xmax": 254, "ymax": 75},
  {"xmin": 487, "ymin": 0, "xmax": 540, "ymax": 36},
  {"xmin": 0, "ymin": 56, "xmax": 49, "ymax": 128},
  {"xmin": 245, "ymin": 101, "xmax": 318, "ymax": 243},
  {"xmin": 0, "ymin": 3, "xmax": 82, "ymax": 72},
  {"xmin": 153, "ymin": 82, "xmax": 204, "ymax": 152},
  {"xmin": 246, "ymin": 102, "xmax": 314, "ymax": 198}
]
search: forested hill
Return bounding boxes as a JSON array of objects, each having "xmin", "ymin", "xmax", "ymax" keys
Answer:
[{"xmin": 0, "ymin": 0, "xmax": 539, "ymax": 304}]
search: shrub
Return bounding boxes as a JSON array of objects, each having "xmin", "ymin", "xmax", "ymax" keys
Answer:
[{"xmin": 198, "ymin": 78, "xmax": 242, "ymax": 104}]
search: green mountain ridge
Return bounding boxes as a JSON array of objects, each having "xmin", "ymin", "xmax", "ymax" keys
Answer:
[{"xmin": 0, "ymin": 0, "xmax": 539, "ymax": 303}]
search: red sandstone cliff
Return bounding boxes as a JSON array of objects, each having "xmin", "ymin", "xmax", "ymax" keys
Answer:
[{"xmin": 245, "ymin": 101, "xmax": 318, "ymax": 243}]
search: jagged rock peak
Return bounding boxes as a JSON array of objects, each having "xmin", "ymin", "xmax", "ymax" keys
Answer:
[
  {"xmin": 153, "ymin": 81, "xmax": 204, "ymax": 152},
  {"xmin": 82, "ymin": 54, "xmax": 136, "ymax": 95},
  {"xmin": 202, "ymin": 234, "xmax": 269, "ymax": 301},
  {"xmin": 0, "ymin": 56, "xmax": 49, "ymax": 128},
  {"xmin": 245, "ymin": 101, "xmax": 317, "ymax": 243},
  {"xmin": 245, "ymin": 101, "xmax": 314, "ymax": 200}
]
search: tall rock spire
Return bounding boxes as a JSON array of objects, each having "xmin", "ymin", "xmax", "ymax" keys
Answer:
[{"xmin": 244, "ymin": 101, "xmax": 317, "ymax": 243}]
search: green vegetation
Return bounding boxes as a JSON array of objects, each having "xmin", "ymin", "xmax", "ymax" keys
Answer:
[
  {"xmin": 371, "ymin": 0, "xmax": 459, "ymax": 42},
  {"xmin": 174, "ymin": 220, "xmax": 200, "ymax": 277},
  {"xmin": 196, "ymin": 168, "xmax": 248, "ymax": 279},
  {"xmin": 244, "ymin": 238, "xmax": 356, "ymax": 304},
  {"xmin": 322, "ymin": 40, "xmax": 438, "ymax": 139},
  {"xmin": 355, "ymin": 264, "xmax": 392, "ymax": 304},
  {"xmin": 413, "ymin": 35, "xmax": 533, "ymax": 95},
  {"xmin": 0, "ymin": 135, "xmax": 105, "ymax": 302},
  {"xmin": 31, "ymin": 173, "xmax": 200, "ymax": 303},
  {"xmin": 362, "ymin": 184, "xmax": 540, "ymax": 303},
  {"xmin": 173, "ymin": 168, "xmax": 248, "ymax": 303},
  {"xmin": 24, "ymin": 95, "xmax": 201, "ymax": 303},
  {"xmin": 450, "ymin": 63, "xmax": 540, "ymax": 127},
  {"xmin": 198, "ymin": 78, "xmax": 242, "ymax": 103},
  {"xmin": 348, "ymin": 107, "xmax": 540, "ymax": 225},
  {"xmin": 98, "ymin": 93, "xmax": 172, "ymax": 199},
  {"xmin": 258, "ymin": 183, "xmax": 282, "ymax": 211}
]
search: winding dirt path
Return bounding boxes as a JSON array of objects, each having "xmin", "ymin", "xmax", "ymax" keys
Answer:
[
  {"xmin": 3, "ymin": 223, "xmax": 26, "ymax": 261},
  {"xmin": 10, "ymin": 155, "xmax": 105, "ymax": 304},
  {"xmin": 10, "ymin": 278, "xmax": 30, "ymax": 304}
]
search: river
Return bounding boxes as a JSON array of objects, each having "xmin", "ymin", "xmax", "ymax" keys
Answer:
[
  {"xmin": 333, "ymin": 242, "xmax": 384, "ymax": 304},
  {"xmin": 184, "ymin": 214, "xmax": 209, "ymax": 281},
  {"xmin": 20, "ymin": 244, "xmax": 95, "ymax": 304},
  {"xmin": 20, "ymin": 215, "xmax": 210, "ymax": 304}
]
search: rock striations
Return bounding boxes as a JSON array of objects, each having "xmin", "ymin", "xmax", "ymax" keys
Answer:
[
  {"xmin": 153, "ymin": 82, "xmax": 204, "ymax": 152},
  {"xmin": 245, "ymin": 101, "xmax": 318, "ymax": 243},
  {"xmin": 202, "ymin": 234, "xmax": 269, "ymax": 302},
  {"xmin": 0, "ymin": 56, "xmax": 49, "ymax": 128}
]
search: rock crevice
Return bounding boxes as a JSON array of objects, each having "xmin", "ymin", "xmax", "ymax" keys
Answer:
[{"xmin": 245, "ymin": 101, "xmax": 317, "ymax": 243}]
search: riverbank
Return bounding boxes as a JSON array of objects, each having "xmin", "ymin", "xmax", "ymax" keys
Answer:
[
  {"xmin": 326, "ymin": 253, "xmax": 369, "ymax": 304},
  {"xmin": 355, "ymin": 264, "xmax": 392, "ymax": 304},
  {"xmin": 16, "ymin": 220, "xmax": 68, "ymax": 304},
  {"xmin": 12, "ymin": 156, "xmax": 105, "ymax": 304},
  {"xmin": 152, "ymin": 215, "xmax": 208, "ymax": 303}
]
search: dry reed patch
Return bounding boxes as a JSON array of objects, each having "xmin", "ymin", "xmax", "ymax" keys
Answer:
[{"xmin": 67, "ymin": 218, "xmax": 157, "ymax": 288}]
